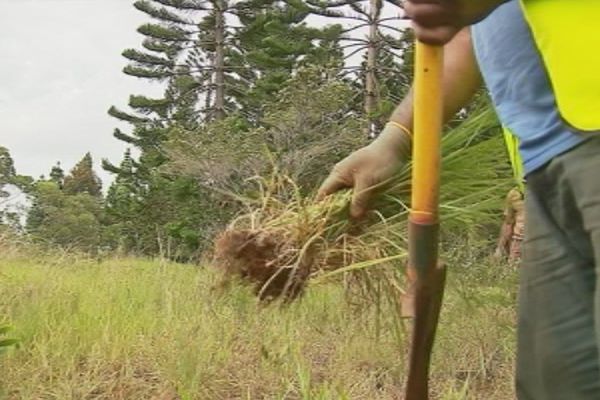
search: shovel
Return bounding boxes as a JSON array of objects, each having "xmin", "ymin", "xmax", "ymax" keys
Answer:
[{"xmin": 404, "ymin": 41, "xmax": 447, "ymax": 400}]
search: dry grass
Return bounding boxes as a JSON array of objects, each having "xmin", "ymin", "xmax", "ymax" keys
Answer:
[
  {"xmin": 1, "ymin": 246, "xmax": 516, "ymax": 399},
  {"xmin": 212, "ymin": 105, "xmax": 512, "ymax": 303}
]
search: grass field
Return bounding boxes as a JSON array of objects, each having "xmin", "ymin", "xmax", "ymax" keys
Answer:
[{"xmin": 0, "ymin": 246, "xmax": 517, "ymax": 399}]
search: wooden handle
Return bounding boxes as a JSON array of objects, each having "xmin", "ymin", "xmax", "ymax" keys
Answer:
[
  {"xmin": 405, "ymin": 41, "xmax": 445, "ymax": 400},
  {"xmin": 411, "ymin": 41, "xmax": 443, "ymax": 224}
]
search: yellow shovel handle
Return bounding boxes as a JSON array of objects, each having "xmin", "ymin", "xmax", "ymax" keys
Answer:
[
  {"xmin": 405, "ymin": 41, "xmax": 445, "ymax": 400},
  {"xmin": 411, "ymin": 41, "xmax": 444, "ymax": 223}
]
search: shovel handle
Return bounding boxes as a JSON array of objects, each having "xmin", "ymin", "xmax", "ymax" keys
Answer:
[
  {"xmin": 405, "ymin": 41, "xmax": 445, "ymax": 400},
  {"xmin": 411, "ymin": 41, "xmax": 443, "ymax": 223}
]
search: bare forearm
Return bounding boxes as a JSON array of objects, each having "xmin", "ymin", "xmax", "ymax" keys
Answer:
[
  {"xmin": 389, "ymin": 28, "xmax": 482, "ymax": 131},
  {"xmin": 497, "ymin": 221, "xmax": 513, "ymax": 247}
]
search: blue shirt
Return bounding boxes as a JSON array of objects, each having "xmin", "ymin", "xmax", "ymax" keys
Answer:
[{"xmin": 471, "ymin": 0, "xmax": 585, "ymax": 175}]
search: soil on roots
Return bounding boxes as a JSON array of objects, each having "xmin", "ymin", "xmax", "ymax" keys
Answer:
[{"xmin": 213, "ymin": 229, "xmax": 315, "ymax": 301}]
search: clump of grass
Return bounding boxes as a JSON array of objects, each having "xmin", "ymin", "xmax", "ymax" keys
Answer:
[
  {"xmin": 213, "ymin": 104, "xmax": 513, "ymax": 302},
  {"xmin": 213, "ymin": 177, "xmax": 353, "ymax": 300}
]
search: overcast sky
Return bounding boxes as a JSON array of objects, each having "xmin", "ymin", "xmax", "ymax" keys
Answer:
[{"xmin": 0, "ymin": 0, "xmax": 162, "ymax": 187}]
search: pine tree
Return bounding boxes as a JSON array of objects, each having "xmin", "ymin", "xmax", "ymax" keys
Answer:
[
  {"xmin": 63, "ymin": 153, "xmax": 102, "ymax": 197},
  {"xmin": 0, "ymin": 146, "xmax": 33, "ymax": 197},
  {"xmin": 102, "ymin": 0, "xmax": 347, "ymax": 258},
  {"xmin": 109, "ymin": 0, "xmax": 226, "ymax": 130},
  {"xmin": 106, "ymin": 0, "xmax": 217, "ymax": 178},
  {"xmin": 49, "ymin": 162, "xmax": 65, "ymax": 188},
  {"xmin": 0, "ymin": 146, "xmax": 16, "ymax": 199},
  {"xmin": 286, "ymin": 0, "xmax": 408, "ymax": 136},
  {"xmin": 228, "ymin": 2, "xmax": 345, "ymax": 122},
  {"xmin": 104, "ymin": 0, "xmax": 203, "ymax": 256},
  {"xmin": 104, "ymin": 149, "xmax": 142, "ymax": 251},
  {"xmin": 105, "ymin": 150, "xmax": 215, "ymax": 258},
  {"xmin": 355, "ymin": 28, "xmax": 414, "ymax": 133},
  {"xmin": 0, "ymin": 147, "xmax": 16, "ymax": 181},
  {"xmin": 111, "ymin": 0, "xmax": 346, "ymax": 132}
]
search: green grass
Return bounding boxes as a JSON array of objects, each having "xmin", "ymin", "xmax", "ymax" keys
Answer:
[{"xmin": 0, "ymin": 247, "xmax": 516, "ymax": 399}]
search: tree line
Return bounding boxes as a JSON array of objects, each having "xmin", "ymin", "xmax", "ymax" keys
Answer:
[{"xmin": 1, "ymin": 0, "xmax": 431, "ymax": 260}]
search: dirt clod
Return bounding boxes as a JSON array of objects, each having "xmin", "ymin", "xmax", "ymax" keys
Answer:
[{"xmin": 214, "ymin": 229, "xmax": 314, "ymax": 301}]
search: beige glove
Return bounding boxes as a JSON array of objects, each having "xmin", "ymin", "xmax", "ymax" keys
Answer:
[{"xmin": 318, "ymin": 122, "xmax": 412, "ymax": 219}]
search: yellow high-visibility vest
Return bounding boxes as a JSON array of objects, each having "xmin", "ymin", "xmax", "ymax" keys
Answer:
[
  {"xmin": 520, "ymin": 0, "xmax": 600, "ymax": 131},
  {"xmin": 503, "ymin": 129, "xmax": 525, "ymax": 191}
]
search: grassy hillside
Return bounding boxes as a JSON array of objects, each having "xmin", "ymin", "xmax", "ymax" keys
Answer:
[{"xmin": 0, "ymin": 248, "xmax": 516, "ymax": 399}]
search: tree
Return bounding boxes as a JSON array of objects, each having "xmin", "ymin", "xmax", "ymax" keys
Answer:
[
  {"xmin": 104, "ymin": 149, "xmax": 144, "ymax": 251},
  {"xmin": 227, "ymin": 2, "xmax": 345, "ymax": 123},
  {"xmin": 49, "ymin": 162, "xmax": 64, "ymax": 188},
  {"xmin": 102, "ymin": 0, "xmax": 348, "ymax": 259},
  {"xmin": 26, "ymin": 181, "xmax": 105, "ymax": 253},
  {"xmin": 0, "ymin": 147, "xmax": 16, "ymax": 201},
  {"xmin": 0, "ymin": 147, "xmax": 32, "ymax": 232},
  {"xmin": 63, "ymin": 153, "xmax": 102, "ymax": 197},
  {"xmin": 164, "ymin": 66, "xmax": 367, "ymax": 196},
  {"xmin": 357, "ymin": 28, "xmax": 414, "ymax": 132},
  {"xmin": 286, "ymin": 0, "xmax": 409, "ymax": 135},
  {"xmin": 111, "ymin": 0, "xmax": 220, "ymax": 130},
  {"xmin": 110, "ymin": 0, "xmax": 346, "ymax": 134}
]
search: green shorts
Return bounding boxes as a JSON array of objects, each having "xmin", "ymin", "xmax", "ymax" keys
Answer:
[{"xmin": 517, "ymin": 137, "xmax": 600, "ymax": 399}]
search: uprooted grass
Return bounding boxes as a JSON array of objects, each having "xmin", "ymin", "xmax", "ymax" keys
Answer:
[
  {"xmin": 212, "ymin": 104, "xmax": 513, "ymax": 302},
  {"xmin": 0, "ymin": 247, "xmax": 516, "ymax": 400}
]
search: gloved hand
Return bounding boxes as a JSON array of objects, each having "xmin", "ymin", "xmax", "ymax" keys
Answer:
[
  {"xmin": 404, "ymin": 0, "xmax": 508, "ymax": 45},
  {"xmin": 318, "ymin": 123, "xmax": 411, "ymax": 219}
]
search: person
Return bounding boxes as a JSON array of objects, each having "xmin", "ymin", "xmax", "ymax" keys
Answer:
[
  {"xmin": 495, "ymin": 131, "xmax": 526, "ymax": 263},
  {"xmin": 495, "ymin": 186, "xmax": 525, "ymax": 262},
  {"xmin": 318, "ymin": 1, "xmax": 600, "ymax": 399}
]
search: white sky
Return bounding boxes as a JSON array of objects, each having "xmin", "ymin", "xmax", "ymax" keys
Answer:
[
  {"xmin": 0, "ymin": 0, "xmax": 162, "ymax": 187},
  {"xmin": 0, "ymin": 0, "xmax": 404, "ymax": 189}
]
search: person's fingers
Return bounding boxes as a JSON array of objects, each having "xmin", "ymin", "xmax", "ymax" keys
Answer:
[
  {"xmin": 404, "ymin": 1, "xmax": 453, "ymax": 27},
  {"xmin": 411, "ymin": 22, "xmax": 459, "ymax": 45},
  {"xmin": 404, "ymin": 0, "xmax": 460, "ymax": 45},
  {"xmin": 317, "ymin": 171, "xmax": 351, "ymax": 201},
  {"xmin": 350, "ymin": 177, "xmax": 376, "ymax": 220}
]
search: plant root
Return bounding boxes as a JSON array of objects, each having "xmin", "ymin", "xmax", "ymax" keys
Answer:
[{"xmin": 214, "ymin": 229, "xmax": 314, "ymax": 301}]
